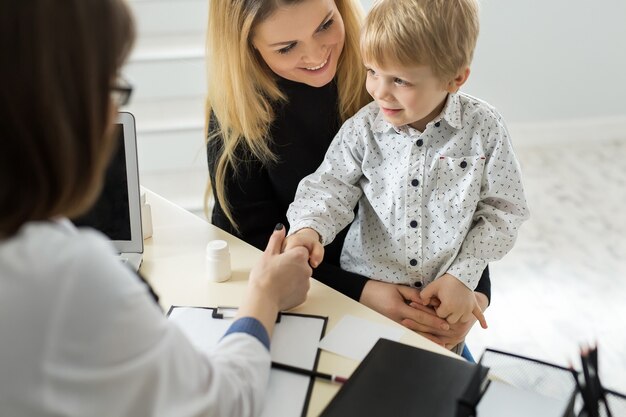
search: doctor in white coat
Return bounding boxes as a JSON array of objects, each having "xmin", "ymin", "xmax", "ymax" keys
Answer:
[{"xmin": 0, "ymin": 1, "xmax": 311, "ymax": 416}]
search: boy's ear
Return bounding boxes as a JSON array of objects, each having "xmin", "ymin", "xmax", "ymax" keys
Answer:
[{"xmin": 445, "ymin": 67, "xmax": 470, "ymax": 93}]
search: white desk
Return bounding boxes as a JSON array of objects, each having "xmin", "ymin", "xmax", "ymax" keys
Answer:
[{"xmin": 141, "ymin": 190, "xmax": 459, "ymax": 416}]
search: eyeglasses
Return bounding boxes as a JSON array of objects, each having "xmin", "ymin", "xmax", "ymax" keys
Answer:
[{"xmin": 111, "ymin": 76, "xmax": 133, "ymax": 107}]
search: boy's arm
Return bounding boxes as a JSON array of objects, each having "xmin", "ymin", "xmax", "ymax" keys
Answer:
[
  {"xmin": 286, "ymin": 122, "xmax": 365, "ymax": 246},
  {"xmin": 420, "ymin": 273, "xmax": 488, "ymax": 328},
  {"xmin": 447, "ymin": 121, "xmax": 530, "ymax": 290}
]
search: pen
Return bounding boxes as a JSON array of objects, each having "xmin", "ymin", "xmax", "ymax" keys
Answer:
[{"xmin": 271, "ymin": 361, "xmax": 348, "ymax": 384}]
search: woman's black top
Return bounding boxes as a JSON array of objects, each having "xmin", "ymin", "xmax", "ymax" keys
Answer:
[{"xmin": 207, "ymin": 77, "xmax": 491, "ymax": 302}]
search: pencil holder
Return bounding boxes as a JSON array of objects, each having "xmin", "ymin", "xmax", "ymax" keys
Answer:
[{"xmin": 578, "ymin": 389, "xmax": 626, "ymax": 417}]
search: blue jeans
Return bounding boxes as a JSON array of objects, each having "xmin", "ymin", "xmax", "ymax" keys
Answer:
[{"xmin": 461, "ymin": 345, "xmax": 476, "ymax": 363}]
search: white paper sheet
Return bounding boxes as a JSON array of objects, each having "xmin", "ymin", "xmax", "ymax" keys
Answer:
[
  {"xmin": 168, "ymin": 306, "xmax": 326, "ymax": 417},
  {"xmin": 318, "ymin": 314, "xmax": 405, "ymax": 361},
  {"xmin": 477, "ymin": 380, "xmax": 572, "ymax": 417}
]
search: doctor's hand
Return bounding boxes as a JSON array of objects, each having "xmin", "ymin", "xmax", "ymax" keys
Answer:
[
  {"xmin": 282, "ymin": 227, "xmax": 324, "ymax": 268},
  {"xmin": 239, "ymin": 224, "xmax": 312, "ymax": 335}
]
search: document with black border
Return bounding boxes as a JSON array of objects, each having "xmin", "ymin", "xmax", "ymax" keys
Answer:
[{"xmin": 167, "ymin": 306, "xmax": 327, "ymax": 417}]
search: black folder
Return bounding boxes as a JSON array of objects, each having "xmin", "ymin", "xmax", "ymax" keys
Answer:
[{"xmin": 321, "ymin": 338, "xmax": 488, "ymax": 417}]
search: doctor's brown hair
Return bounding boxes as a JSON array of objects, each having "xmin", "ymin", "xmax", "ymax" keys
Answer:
[{"xmin": 0, "ymin": 0, "xmax": 135, "ymax": 237}]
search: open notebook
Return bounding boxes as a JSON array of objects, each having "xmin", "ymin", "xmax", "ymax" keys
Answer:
[{"xmin": 72, "ymin": 112, "xmax": 143, "ymax": 270}]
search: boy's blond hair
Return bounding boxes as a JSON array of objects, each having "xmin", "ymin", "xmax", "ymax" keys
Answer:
[{"xmin": 361, "ymin": 0, "xmax": 479, "ymax": 83}]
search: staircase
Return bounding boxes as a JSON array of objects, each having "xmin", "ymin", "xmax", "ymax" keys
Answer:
[{"xmin": 122, "ymin": 0, "xmax": 209, "ymax": 216}]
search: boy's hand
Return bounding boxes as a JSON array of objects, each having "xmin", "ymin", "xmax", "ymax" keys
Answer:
[
  {"xmin": 359, "ymin": 280, "xmax": 451, "ymax": 337},
  {"xmin": 419, "ymin": 273, "xmax": 488, "ymax": 329},
  {"xmin": 282, "ymin": 227, "xmax": 325, "ymax": 268},
  {"xmin": 408, "ymin": 291, "xmax": 489, "ymax": 349}
]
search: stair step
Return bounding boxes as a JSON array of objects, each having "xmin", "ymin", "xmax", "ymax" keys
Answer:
[
  {"xmin": 121, "ymin": 96, "xmax": 205, "ymax": 133},
  {"xmin": 130, "ymin": 34, "xmax": 205, "ymax": 62},
  {"xmin": 124, "ymin": 57, "xmax": 206, "ymax": 101},
  {"xmin": 127, "ymin": 0, "xmax": 208, "ymax": 36},
  {"xmin": 136, "ymin": 127, "xmax": 206, "ymax": 173}
]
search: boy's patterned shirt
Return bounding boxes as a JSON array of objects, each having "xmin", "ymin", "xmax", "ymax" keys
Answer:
[{"xmin": 287, "ymin": 92, "xmax": 529, "ymax": 290}]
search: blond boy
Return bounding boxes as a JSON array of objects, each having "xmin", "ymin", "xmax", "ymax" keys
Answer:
[{"xmin": 286, "ymin": 0, "xmax": 529, "ymax": 348}]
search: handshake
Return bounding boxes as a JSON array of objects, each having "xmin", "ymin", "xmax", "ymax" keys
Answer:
[{"xmin": 283, "ymin": 227, "xmax": 325, "ymax": 268}]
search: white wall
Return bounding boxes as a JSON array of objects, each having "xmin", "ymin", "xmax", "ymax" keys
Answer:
[{"xmin": 467, "ymin": 0, "xmax": 626, "ymax": 123}]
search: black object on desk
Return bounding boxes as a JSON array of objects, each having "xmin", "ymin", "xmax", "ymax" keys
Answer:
[
  {"xmin": 575, "ymin": 345, "xmax": 626, "ymax": 417},
  {"xmin": 320, "ymin": 338, "xmax": 488, "ymax": 417}
]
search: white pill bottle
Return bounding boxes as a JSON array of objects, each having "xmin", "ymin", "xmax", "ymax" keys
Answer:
[{"xmin": 205, "ymin": 240, "xmax": 231, "ymax": 282}]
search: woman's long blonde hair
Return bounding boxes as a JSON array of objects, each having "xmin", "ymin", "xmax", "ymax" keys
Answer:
[{"xmin": 205, "ymin": 0, "xmax": 371, "ymax": 229}]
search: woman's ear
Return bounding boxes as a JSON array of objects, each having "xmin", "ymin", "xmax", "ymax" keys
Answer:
[{"xmin": 445, "ymin": 67, "xmax": 470, "ymax": 93}]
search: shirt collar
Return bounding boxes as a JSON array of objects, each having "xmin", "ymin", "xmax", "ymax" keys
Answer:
[
  {"xmin": 372, "ymin": 109, "xmax": 400, "ymax": 134},
  {"xmin": 439, "ymin": 92, "xmax": 463, "ymax": 130},
  {"xmin": 371, "ymin": 93, "xmax": 464, "ymax": 134}
]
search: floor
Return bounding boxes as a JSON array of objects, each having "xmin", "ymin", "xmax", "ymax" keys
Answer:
[{"xmin": 466, "ymin": 139, "xmax": 626, "ymax": 392}]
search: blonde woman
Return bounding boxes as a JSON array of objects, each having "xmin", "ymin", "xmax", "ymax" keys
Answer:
[
  {"xmin": 206, "ymin": 0, "xmax": 491, "ymax": 359},
  {"xmin": 0, "ymin": 0, "xmax": 311, "ymax": 415}
]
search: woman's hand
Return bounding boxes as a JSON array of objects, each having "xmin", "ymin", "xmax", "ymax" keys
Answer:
[
  {"xmin": 359, "ymin": 279, "xmax": 488, "ymax": 349},
  {"xmin": 359, "ymin": 280, "xmax": 452, "ymax": 345},
  {"xmin": 409, "ymin": 292, "xmax": 489, "ymax": 349}
]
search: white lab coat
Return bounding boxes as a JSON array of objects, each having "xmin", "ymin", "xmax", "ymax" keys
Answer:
[{"xmin": 0, "ymin": 220, "xmax": 270, "ymax": 417}]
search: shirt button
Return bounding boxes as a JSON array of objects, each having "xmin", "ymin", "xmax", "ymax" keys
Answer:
[
  {"xmin": 435, "ymin": 122, "xmax": 440, "ymax": 127},
  {"xmin": 411, "ymin": 179, "xmax": 419, "ymax": 187},
  {"xmin": 410, "ymin": 220, "xmax": 418, "ymax": 228},
  {"xmin": 416, "ymin": 139, "xmax": 423, "ymax": 147},
  {"xmin": 410, "ymin": 259, "xmax": 417, "ymax": 266},
  {"xmin": 414, "ymin": 281, "xmax": 423, "ymax": 288},
  {"xmin": 460, "ymin": 160, "xmax": 467, "ymax": 168}
]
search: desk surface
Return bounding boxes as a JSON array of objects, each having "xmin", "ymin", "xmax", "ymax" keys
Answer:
[{"xmin": 141, "ymin": 190, "xmax": 458, "ymax": 417}]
